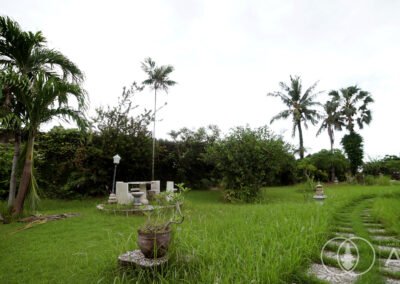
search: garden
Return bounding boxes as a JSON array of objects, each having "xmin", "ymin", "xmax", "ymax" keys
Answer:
[{"xmin": 1, "ymin": 15, "xmax": 400, "ymax": 284}]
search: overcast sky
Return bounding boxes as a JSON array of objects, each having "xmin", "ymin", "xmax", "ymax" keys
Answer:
[{"xmin": 2, "ymin": 0, "xmax": 400, "ymax": 159}]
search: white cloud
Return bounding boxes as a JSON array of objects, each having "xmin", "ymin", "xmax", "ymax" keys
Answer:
[{"xmin": 2, "ymin": 0, "xmax": 400, "ymax": 158}]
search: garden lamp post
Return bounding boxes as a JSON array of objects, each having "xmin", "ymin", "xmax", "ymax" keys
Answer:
[{"xmin": 108, "ymin": 154, "xmax": 121, "ymax": 204}]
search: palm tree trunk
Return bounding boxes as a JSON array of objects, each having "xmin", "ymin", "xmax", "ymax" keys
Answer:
[
  {"xmin": 7, "ymin": 131, "xmax": 21, "ymax": 207},
  {"xmin": 12, "ymin": 133, "xmax": 35, "ymax": 216},
  {"xmin": 297, "ymin": 122, "xmax": 304, "ymax": 159},
  {"xmin": 328, "ymin": 125, "xmax": 335, "ymax": 182},
  {"xmin": 152, "ymin": 89, "xmax": 157, "ymax": 180}
]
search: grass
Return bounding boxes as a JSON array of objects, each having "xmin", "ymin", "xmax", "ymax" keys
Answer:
[{"xmin": 1, "ymin": 184, "xmax": 400, "ymax": 283}]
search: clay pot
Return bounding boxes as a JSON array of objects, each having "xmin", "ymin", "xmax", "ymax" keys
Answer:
[{"xmin": 137, "ymin": 227, "xmax": 172, "ymax": 258}]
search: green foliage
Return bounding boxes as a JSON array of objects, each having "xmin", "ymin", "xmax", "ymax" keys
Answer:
[
  {"xmin": 141, "ymin": 183, "xmax": 190, "ymax": 233},
  {"xmin": 363, "ymin": 155, "xmax": 400, "ymax": 177},
  {"xmin": 308, "ymin": 149, "xmax": 350, "ymax": 181},
  {"xmin": 341, "ymin": 132, "xmax": 364, "ymax": 175},
  {"xmin": 0, "ymin": 143, "xmax": 13, "ymax": 199},
  {"xmin": 363, "ymin": 175, "xmax": 391, "ymax": 186},
  {"xmin": 207, "ymin": 126, "xmax": 296, "ymax": 202},
  {"xmin": 158, "ymin": 125, "xmax": 220, "ymax": 189}
]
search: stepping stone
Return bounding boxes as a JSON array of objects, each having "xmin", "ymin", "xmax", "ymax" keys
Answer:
[
  {"xmin": 338, "ymin": 226, "xmax": 353, "ymax": 230},
  {"xmin": 376, "ymin": 245, "xmax": 400, "ymax": 252},
  {"xmin": 386, "ymin": 278, "xmax": 400, "ymax": 284},
  {"xmin": 308, "ymin": 263, "xmax": 358, "ymax": 283},
  {"xmin": 368, "ymin": 228, "xmax": 386, "ymax": 233},
  {"xmin": 380, "ymin": 258, "xmax": 400, "ymax": 273},
  {"xmin": 335, "ymin": 232, "xmax": 356, "ymax": 238},
  {"xmin": 371, "ymin": 235, "xmax": 399, "ymax": 241},
  {"xmin": 365, "ymin": 223, "xmax": 384, "ymax": 228}
]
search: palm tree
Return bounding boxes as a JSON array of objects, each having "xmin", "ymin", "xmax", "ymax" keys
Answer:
[
  {"xmin": 329, "ymin": 86, "xmax": 373, "ymax": 176},
  {"xmin": 329, "ymin": 86, "xmax": 373, "ymax": 133},
  {"xmin": 12, "ymin": 73, "xmax": 87, "ymax": 215},
  {"xmin": 267, "ymin": 75, "xmax": 321, "ymax": 159},
  {"xmin": 316, "ymin": 99, "xmax": 344, "ymax": 150},
  {"xmin": 0, "ymin": 70, "xmax": 30, "ymax": 207},
  {"xmin": 141, "ymin": 57, "xmax": 176, "ymax": 180},
  {"xmin": 0, "ymin": 15, "xmax": 84, "ymax": 207},
  {"xmin": 316, "ymin": 99, "xmax": 344, "ymax": 181}
]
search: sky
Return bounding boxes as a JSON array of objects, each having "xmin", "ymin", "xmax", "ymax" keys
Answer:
[{"xmin": 2, "ymin": 0, "xmax": 400, "ymax": 159}]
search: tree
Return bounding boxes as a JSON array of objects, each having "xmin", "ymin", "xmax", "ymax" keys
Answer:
[
  {"xmin": 267, "ymin": 75, "xmax": 321, "ymax": 159},
  {"xmin": 341, "ymin": 132, "xmax": 363, "ymax": 175},
  {"xmin": 0, "ymin": 70, "xmax": 29, "ymax": 206},
  {"xmin": 330, "ymin": 86, "xmax": 373, "ymax": 175},
  {"xmin": 12, "ymin": 73, "xmax": 87, "ymax": 215},
  {"xmin": 0, "ymin": 15, "xmax": 83, "ymax": 207},
  {"xmin": 141, "ymin": 57, "xmax": 176, "ymax": 180},
  {"xmin": 316, "ymin": 99, "xmax": 344, "ymax": 181},
  {"xmin": 329, "ymin": 86, "xmax": 373, "ymax": 132}
]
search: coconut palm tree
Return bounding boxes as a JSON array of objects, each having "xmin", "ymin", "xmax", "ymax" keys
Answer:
[
  {"xmin": 267, "ymin": 75, "xmax": 321, "ymax": 159},
  {"xmin": 316, "ymin": 99, "xmax": 344, "ymax": 181},
  {"xmin": 12, "ymin": 73, "xmax": 87, "ymax": 215},
  {"xmin": 329, "ymin": 86, "xmax": 373, "ymax": 133},
  {"xmin": 0, "ymin": 15, "xmax": 84, "ymax": 207},
  {"xmin": 141, "ymin": 57, "xmax": 176, "ymax": 180},
  {"xmin": 316, "ymin": 99, "xmax": 344, "ymax": 150}
]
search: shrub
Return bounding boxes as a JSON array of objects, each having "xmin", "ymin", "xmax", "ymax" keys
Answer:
[
  {"xmin": 207, "ymin": 126, "xmax": 296, "ymax": 202},
  {"xmin": 364, "ymin": 175, "xmax": 391, "ymax": 186}
]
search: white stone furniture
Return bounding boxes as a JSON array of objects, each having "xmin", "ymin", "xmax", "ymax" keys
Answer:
[
  {"xmin": 115, "ymin": 181, "xmax": 162, "ymax": 205},
  {"xmin": 166, "ymin": 181, "xmax": 177, "ymax": 201},
  {"xmin": 116, "ymin": 182, "xmax": 133, "ymax": 205}
]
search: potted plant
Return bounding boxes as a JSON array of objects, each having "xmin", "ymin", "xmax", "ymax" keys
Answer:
[{"xmin": 138, "ymin": 183, "xmax": 190, "ymax": 258}]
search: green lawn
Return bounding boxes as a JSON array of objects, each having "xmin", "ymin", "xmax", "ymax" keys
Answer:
[{"xmin": 1, "ymin": 184, "xmax": 400, "ymax": 283}]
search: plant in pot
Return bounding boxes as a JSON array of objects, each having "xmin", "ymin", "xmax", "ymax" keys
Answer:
[{"xmin": 138, "ymin": 183, "xmax": 190, "ymax": 259}]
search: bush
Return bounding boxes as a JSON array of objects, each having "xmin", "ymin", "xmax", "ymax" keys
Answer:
[
  {"xmin": 207, "ymin": 126, "xmax": 296, "ymax": 202},
  {"xmin": 363, "ymin": 175, "xmax": 391, "ymax": 186}
]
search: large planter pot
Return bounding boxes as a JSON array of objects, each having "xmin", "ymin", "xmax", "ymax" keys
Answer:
[{"xmin": 137, "ymin": 227, "xmax": 172, "ymax": 258}]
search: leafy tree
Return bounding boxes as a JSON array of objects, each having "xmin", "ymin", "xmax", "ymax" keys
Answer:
[
  {"xmin": 207, "ymin": 126, "xmax": 296, "ymax": 202},
  {"xmin": 341, "ymin": 132, "xmax": 364, "ymax": 175},
  {"xmin": 165, "ymin": 125, "xmax": 220, "ymax": 189},
  {"xmin": 12, "ymin": 73, "xmax": 87, "ymax": 215},
  {"xmin": 267, "ymin": 75, "xmax": 321, "ymax": 159},
  {"xmin": 308, "ymin": 149, "xmax": 349, "ymax": 181},
  {"xmin": 141, "ymin": 57, "xmax": 176, "ymax": 180}
]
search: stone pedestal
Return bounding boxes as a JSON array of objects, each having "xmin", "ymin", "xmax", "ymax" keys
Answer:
[
  {"xmin": 108, "ymin": 193, "xmax": 117, "ymax": 204},
  {"xmin": 131, "ymin": 192, "xmax": 144, "ymax": 206},
  {"xmin": 166, "ymin": 181, "xmax": 177, "ymax": 201},
  {"xmin": 313, "ymin": 184, "xmax": 327, "ymax": 204},
  {"xmin": 118, "ymin": 250, "xmax": 168, "ymax": 269},
  {"xmin": 151, "ymin": 180, "xmax": 160, "ymax": 193},
  {"xmin": 116, "ymin": 182, "xmax": 133, "ymax": 205},
  {"xmin": 138, "ymin": 184, "xmax": 149, "ymax": 205}
]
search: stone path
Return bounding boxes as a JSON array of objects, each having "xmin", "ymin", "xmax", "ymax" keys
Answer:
[{"xmin": 307, "ymin": 204, "xmax": 400, "ymax": 283}]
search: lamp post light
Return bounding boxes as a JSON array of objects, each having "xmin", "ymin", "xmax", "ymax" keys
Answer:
[{"xmin": 108, "ymin": 154, "xmax": 121, "ymax": 204}]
